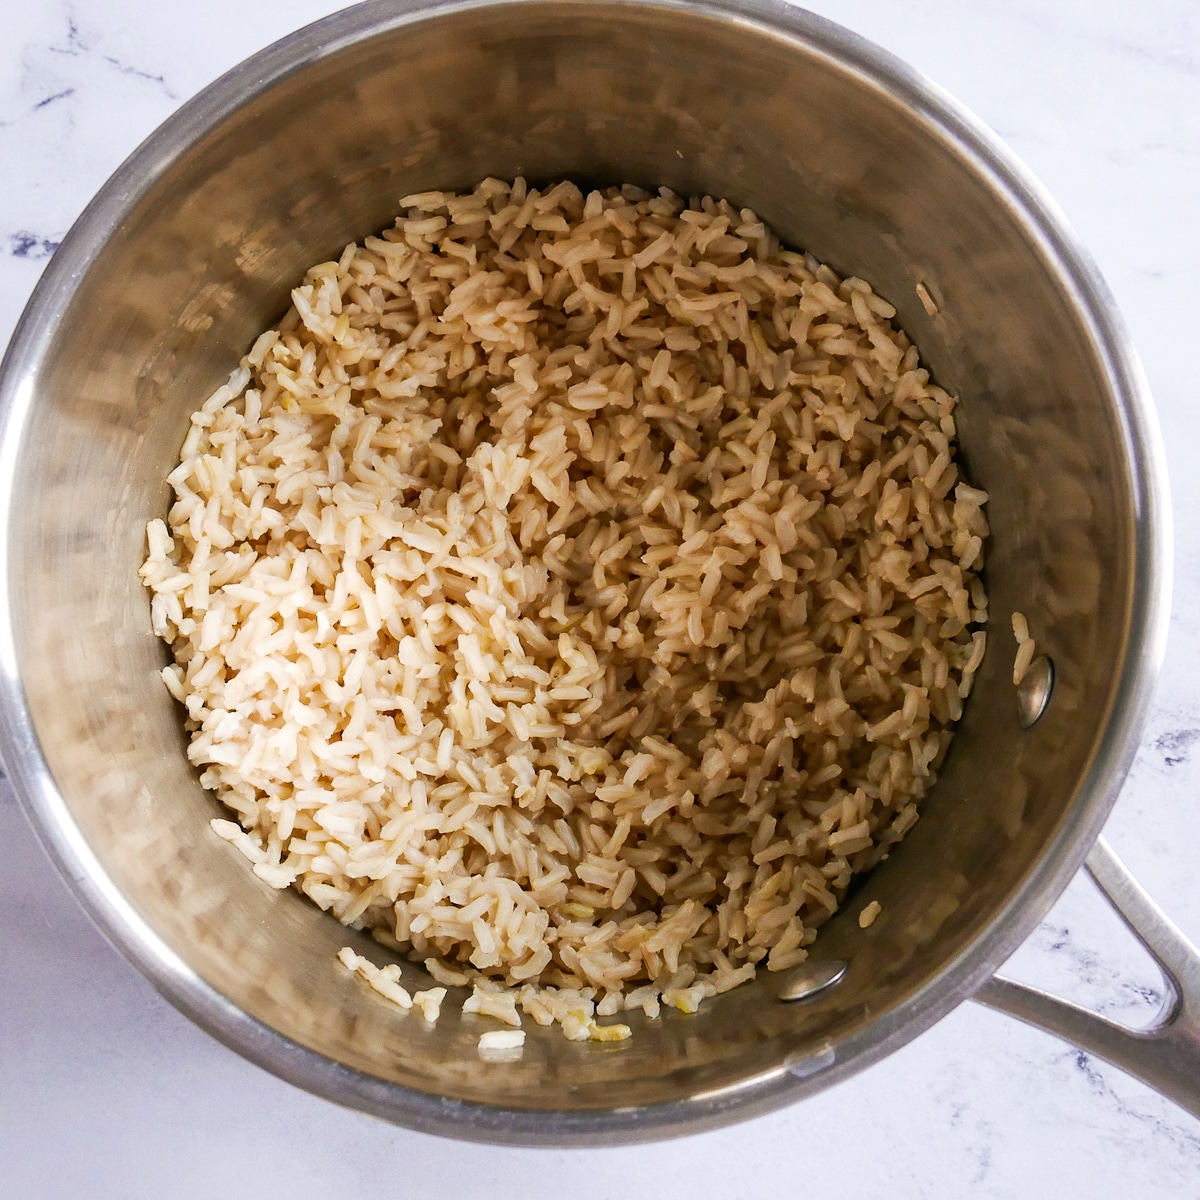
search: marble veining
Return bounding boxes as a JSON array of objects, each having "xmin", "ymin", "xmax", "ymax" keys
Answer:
[
  {"xmin": 3, "ymin": 1, "xmax": 1200, "ymax": 1196},
  {"xmin": 1155, "ymin": 727, "xmax": 1200, "ymax": 768},
  {"xmin": 1067, "ymin": 1048, "xmax": 1200, "ymax": 1163},
  {"xmin": 7, "ymin": 231, "xmax": 60, "ymax": 259},
  {"xmin": 15, "ymin": 1, "xmax": 178, "ymax": 113},
  {"xmin": 50, "ymin": 8, "xmax": 178, "ymax": 100}
]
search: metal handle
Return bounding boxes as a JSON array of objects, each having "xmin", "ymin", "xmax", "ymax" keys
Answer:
[{"xmin": 975, "ymin": 836, "xmax": 1200, "ymax": 1118}]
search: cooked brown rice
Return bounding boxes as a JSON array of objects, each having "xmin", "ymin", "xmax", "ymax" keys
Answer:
[
  {"xmin": 1011, "ymin": 611, "xmax": 1036, "ymax": 685},
  {"xmin": 478, "ymin": 1028, "xmax": 526, "ymax": 1055},
  {"xmin": 140, "ymin": 178, "xmax": 989, "ymax": 1034}
]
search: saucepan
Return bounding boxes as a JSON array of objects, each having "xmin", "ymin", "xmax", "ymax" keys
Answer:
[{"xmin": 1, "ymin": 0, "xmax": 1195, "ymax": 1144}]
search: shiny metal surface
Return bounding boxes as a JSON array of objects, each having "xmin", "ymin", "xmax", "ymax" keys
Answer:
[
  {"xmin": 0, "ymin": 0, "xmax": 1174, "ymax": 1143},
  {"xmin": 778, "ymin": 959, "xmax": 849, "ymax": 1003},
  {"xmin": 978, "ymin": 838, "xmax": 1200, "ymax": 1120},
  {"xmin": 1016, "ymin": 656, "xmax": 1055, "ymax": 729}
]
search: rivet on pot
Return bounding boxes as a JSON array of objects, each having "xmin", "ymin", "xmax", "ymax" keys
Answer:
[
  {"xmin": 778, "ymin": 959, "xmax": 848, "ymax": 1003},
  {"xmin": 1017, "ymin": 655, "xmax": 1054, "ymax": 729},
  {"xmin": 785, "ymin": 1044, "xmax": 837, "ymax": 1079}
]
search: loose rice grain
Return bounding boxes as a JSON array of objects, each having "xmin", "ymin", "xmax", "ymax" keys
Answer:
[
  {"xmin": 1011, "ymin": 611, "xmax": 1036, "ymax": 685},
  {"xmin": 478, "ymin": 1029, "xmax": 525, "ymax": 1054},
  {"xmin": 413, "ymin": 987, "xmax": 448, "ymax": 1023}
]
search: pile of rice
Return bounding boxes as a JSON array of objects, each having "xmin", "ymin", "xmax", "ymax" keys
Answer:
[{"xmin": 141, "ymin": 178, "xmax": 989, "ymax": 1041}]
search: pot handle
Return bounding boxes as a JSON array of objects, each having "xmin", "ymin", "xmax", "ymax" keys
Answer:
[{"xmin": 974, "ymin": 836, "xmax": 1200, "ymax": 1118}]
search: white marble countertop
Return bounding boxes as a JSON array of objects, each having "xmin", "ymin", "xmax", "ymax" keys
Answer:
[{"xmin": 4, "ymin": 0, "xmax": 1200, "ymax": 1194}]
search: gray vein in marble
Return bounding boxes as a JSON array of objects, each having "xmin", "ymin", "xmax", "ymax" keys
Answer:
[
  {"xmin": 33, "ymin": 88, "xmax": 75, "ymax": 111},
  {"xmin": 1025, "ymin": 920, "xmax": 1164, "ymax": 1021},
  {"xmin": 50, "ymin": 3, "xmax": 178, "ymax": 101},
  {"xmin": 943, "ymin": 1097, "xmax": 996, "ymax": 1186},
  {"xmin": 1066, "ymin": 1048, "xmax": 1200, "ymax": 1160},
  {"xmin": 1155, "ymin": 727, "xmax": 1200, "ymax": 768},
  {"xmin": 6, "ymin": 233, "xmax": 61, "ymax": 260},
  {"xmin": 0, "ymin": 0, "xmax": 179, "ymax": 131}
]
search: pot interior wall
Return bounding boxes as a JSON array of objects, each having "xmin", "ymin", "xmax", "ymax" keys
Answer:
[{"xmin": 9, "ymin": 1, "xmax": 1134, "ymax": 1116}]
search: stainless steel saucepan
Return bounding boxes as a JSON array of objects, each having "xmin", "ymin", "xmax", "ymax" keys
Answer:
[{"xmin": 1, "ymin": 0, "xmax": 1196, "ymax": 1144}]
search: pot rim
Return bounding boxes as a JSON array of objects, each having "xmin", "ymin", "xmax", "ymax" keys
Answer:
[{"xmin": 0, "ymin": 0, "xmax": 1172, "ymax": 1145}]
